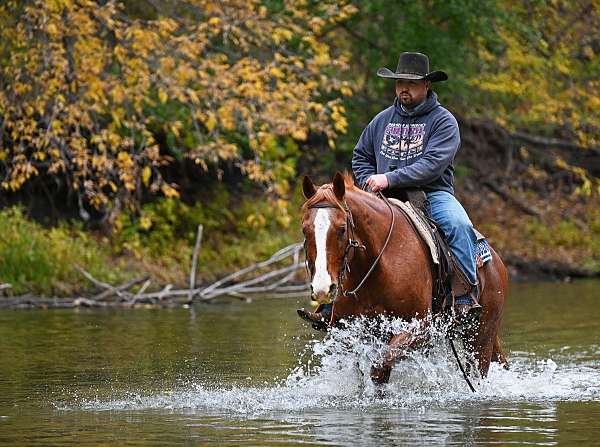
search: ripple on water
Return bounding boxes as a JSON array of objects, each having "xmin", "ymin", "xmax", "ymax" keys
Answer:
[{"xmin": 72, "ymin": 317, "xmax": 600, "ymax": 415}]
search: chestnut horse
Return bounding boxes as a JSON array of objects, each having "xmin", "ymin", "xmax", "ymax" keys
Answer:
[{"xmin": 301, "ymin": 172, "xmax": 508, "ymax": 384}]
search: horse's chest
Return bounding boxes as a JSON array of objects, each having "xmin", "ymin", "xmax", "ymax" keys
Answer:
[{"xmin": 335, "ymin": 299, "xmax": 385, "ymax": 319}]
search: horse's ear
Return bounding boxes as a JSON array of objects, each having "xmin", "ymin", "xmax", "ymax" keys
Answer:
[
  {"xmin": 302, "ymin": 175, "xmax": 317, "ymax": 199},
  {"xmin": 332, "ymin": 171, "xmax": 345, "ymax": 201}
]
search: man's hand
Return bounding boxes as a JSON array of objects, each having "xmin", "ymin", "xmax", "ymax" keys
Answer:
[{"xmin": 365, "ymin": 174, "xmax": 389, "ymax": 192}]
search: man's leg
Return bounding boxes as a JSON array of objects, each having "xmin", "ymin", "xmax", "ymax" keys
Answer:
[{"xmin": 426, "ymin": 191, "xmax": 478, "ymax": 311}]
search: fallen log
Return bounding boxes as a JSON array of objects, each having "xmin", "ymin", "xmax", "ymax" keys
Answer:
[{"xmin": 0, "ymin": 239, "xmax": 310, "ymax": 309}]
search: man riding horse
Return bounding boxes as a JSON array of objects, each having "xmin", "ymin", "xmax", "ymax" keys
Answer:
[{"xmin": 300, "ymin": 52, "xmax": 481, "ymax": 328}]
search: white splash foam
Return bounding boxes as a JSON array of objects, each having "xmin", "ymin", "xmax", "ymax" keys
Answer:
[{"xmin": 75, "ymin": 317, "xmax": 600, "ymax": 415}]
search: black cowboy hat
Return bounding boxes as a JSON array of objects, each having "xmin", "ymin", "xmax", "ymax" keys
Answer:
[{"xmin": 377, "ymin": 52, "xmax": 448, "ymax": 82}]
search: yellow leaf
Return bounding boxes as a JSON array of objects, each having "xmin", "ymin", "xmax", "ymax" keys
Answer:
[
  {"xmin": 555, "ymin": 157, "xmax": 568, "ymax": 169},
  {"xmin": 340, "ymin": 85, "xmax": 352, "ymax": 96},
  {"xmin": 161, "ymin": 184, "xmax": 179, "ymax": 198},
  {"xmin": 206, "ymin": 115, "xmax": 217, "ymax": 132},
  {"xmin": 170, "ymin": 121, "xmax": 182, "ymax": 137},
  {"xmin": 269, "ymin": 67, "xmax": 285, "ymax": 79},
  {"xmin": 142, "ymin": 166, "xmax": 152, "ymax": 186},
  {"xmin": 158, "ymin": 88, "xmax": 168, "ymax": 103},
  {"xmin": 46, "ymin": 23, "xmax": 58, "ymax": 36},
  {"xmin": 140, "ymin": 215, "xmax": 152, "ymax": 230}
]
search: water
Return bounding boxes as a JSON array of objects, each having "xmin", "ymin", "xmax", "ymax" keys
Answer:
[{"xmin": 0, "ymin": 280, "xmax": 599, "ymax": 445}]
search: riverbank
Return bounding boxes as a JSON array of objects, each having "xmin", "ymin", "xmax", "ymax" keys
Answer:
[{"xmin": 0, "ymin": 186, "xmax": 598, "ymax": 308}]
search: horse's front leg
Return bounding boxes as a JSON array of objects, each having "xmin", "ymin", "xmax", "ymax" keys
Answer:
[{"xmin": 370, "ymin": 328, "xmax": 429, "ymax": 385}]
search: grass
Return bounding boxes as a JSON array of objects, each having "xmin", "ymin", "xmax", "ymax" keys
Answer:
[{"xmin": 0, "ymin": 207, "xmax": 128, "ymax": 295}]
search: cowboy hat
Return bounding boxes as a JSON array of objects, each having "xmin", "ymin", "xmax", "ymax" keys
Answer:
[{"xmin": 377, "ymin": 52, "xmax": 448, "ymax": 82}]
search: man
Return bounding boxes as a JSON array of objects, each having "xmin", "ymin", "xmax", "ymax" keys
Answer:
[
  {"xmin": 299, "ymin": 52, "xmax": 479, "ymax": 329},
  {"xmin": 353, "ymin": 51, "xmax": 479, "ymax": 314}
]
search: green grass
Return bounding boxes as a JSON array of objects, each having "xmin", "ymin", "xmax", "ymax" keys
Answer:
[{"xmin": 0, "ymin": 207, "xmax": 128, "ymax": 295}]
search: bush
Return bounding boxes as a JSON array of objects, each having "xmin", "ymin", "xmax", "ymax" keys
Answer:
[
  {"xmin": 0, "ymin": 207, "xmax": 127, "ymax": 295},
  {"xmin": 112, "ymin": 184, "xmax": 302, "ymax": 282}
]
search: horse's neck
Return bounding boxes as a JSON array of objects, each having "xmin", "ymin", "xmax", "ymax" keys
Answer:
[{"xmin": 346, "ymin": 190, "xmax": 408, "ymax": 253}]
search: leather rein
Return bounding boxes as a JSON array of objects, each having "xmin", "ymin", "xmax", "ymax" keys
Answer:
[{"xmin": 305, "ymin": 192, "xmax": 396, "ymax": 301}]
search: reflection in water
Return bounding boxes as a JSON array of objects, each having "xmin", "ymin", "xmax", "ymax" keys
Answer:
[{"xmin": 0, "ymin": 279, "xmax": 599, "ymax": 445}]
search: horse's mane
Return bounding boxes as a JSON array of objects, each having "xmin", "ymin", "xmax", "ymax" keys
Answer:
[{"xmin": 302, "ymin": 173, "xmax": 363, "ymax": 211}]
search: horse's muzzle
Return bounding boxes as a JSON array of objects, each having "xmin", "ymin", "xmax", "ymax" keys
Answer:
[{"xmin": 310, "ymin": 283, "xmax": 338, "ymax": 304}]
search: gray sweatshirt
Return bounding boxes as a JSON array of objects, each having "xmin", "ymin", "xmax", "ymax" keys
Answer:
[{"xmin": 351, "ymin": 90, "xmax": 460, "ymax": 194}]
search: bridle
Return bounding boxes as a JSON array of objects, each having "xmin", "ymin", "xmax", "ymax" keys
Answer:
[{"xmin": 304, "ymin": 192, "xmax": 396, "ymax": 301}]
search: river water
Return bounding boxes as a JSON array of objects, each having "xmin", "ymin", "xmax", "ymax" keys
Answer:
[{"xmin": 0, "ymin": 279, "xmax": 599, "ymax": 446}]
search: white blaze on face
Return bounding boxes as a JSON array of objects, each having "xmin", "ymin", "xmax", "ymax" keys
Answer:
[{"xmin": 312, "ymin": 209, "xmax": 333, "ymax": 297}]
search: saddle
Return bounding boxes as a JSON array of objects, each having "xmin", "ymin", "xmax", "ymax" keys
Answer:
[{"xmin": 384, "ymin": 188, "xmax": 489, "ymax": 315}]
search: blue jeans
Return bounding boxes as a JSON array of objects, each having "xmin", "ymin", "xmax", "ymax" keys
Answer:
[{"xmin": 426, "ymin": 191, "xmax": 477, "ymax": 303}]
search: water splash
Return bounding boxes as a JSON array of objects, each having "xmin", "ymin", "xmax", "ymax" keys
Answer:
[{"xmin": 75, "ymin": 317, "xmax": 600, "ymax": 414}]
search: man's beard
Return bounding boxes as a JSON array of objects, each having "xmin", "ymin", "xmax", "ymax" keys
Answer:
[{"xmin": 399, "ymin": 95, "xmax": 416, "ymax": 109}]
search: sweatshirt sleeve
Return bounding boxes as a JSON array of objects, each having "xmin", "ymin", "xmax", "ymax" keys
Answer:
[
  {"xmin": 384, "ymin": 114, "xmax": 459, "ymax": 189},
  {"xmin": 351, "ymin": 122, "xmax": 377, "ymax": 189}
]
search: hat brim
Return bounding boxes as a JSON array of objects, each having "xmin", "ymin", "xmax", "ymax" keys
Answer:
[{"xmin": 376, "ymin": 67, "xmax": 448, "ymax": 82}]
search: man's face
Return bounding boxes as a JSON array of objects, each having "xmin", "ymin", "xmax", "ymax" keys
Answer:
[{"xmin": 395, "ymin": 79, "xmax": 431, "ymax": 109}]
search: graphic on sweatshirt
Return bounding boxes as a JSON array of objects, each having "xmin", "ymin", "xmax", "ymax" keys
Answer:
[{"xmin": 380, "ymin": 123, "xmax": 426, "ymax": 162}]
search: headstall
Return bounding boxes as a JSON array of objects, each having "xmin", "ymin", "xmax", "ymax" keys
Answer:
[{"xmin": 305, "ymin": 192, "xmax": 395, "ymax": 301}]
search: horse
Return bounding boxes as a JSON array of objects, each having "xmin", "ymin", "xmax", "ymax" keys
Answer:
[{"xmin": 301, "ymin": 172, "xmax": 509, "ymax": 385}]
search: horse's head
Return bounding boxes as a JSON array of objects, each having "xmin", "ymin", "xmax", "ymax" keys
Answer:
[{"xmin": 301, "ymin": 172, "xmax": 359, "ymax": 304}]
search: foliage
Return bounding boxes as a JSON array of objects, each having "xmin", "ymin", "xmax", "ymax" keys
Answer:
[
  {"xmin": 476, "ymin": 198, "xmax": 600, "ymax": 274},
  {"xmin": 0, "ymin": 0, "xmax": 356, "ymax": 221},
  {"xmin": 332, "ymin": 0, "xmax": 598, "ymax": 176},
  {"xmin": 331, "ymin": 0, "xmax": 501, "ymax": 150},
  {"xmin": 472, "ymin": 0, "xmax": 600, "ymax": 148},
  {"xmin": 0, "ymin": 207, "xmax": 126, "ymax": 295},
  {"xmin": 1, "ymin": 0, "xmax": 599, "ymax": 291},
  {"xmin": 113, "ymin": 182, "xmax": 302, "ymax": 281}
]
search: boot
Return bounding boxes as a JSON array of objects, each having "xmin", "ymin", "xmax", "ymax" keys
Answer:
[
  {"xmin": 452, "ymin": 302, "xmax": 482, "ymax": 337},
  {"xmin": 455, "ymin": 302, "xmax": 482, "ymax": 321},
  {"xmin": 297, "ymin": 305, "xmax": 332, "ymax": 332}
]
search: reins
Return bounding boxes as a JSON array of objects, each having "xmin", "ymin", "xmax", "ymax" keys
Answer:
[
  {"xmin": 343, "ymin": 192, "xmax": 395, "ymax": 299},
  {"xmin": 449, "ymin": 337, "xmax": 477, "ymax": 393}
]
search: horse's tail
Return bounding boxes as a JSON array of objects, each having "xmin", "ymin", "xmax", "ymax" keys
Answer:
[{"xmin": 491, "ymin": 335, "xmax": 509, "ymax": 370}]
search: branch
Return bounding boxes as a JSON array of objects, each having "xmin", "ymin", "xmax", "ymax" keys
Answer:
[
  {"xmin": 199, "ymin": 242, "xmax": 303, "ymax": 297},
  {"xmin": 189, "ymin": 224, "xmax": 203, "ymax": 302},
  {"xmin": 200, "ymin": 264, "xmax": 303, "ymax": 299},
  {"xmin": 511, "ymin": 131, "xmax": 600, "ymax": 155},
  {"xmin": 337, "ymin": 21, "xmax": 384, "ymax": 51},
  {"xmin": 482, "ymin": 180, "xmax": 542, "ymax": 217},
  {"xmin": 75, "ymin": 266, "xmax": 148, "ymax": 301}
]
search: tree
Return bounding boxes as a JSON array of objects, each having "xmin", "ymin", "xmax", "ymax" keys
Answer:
[{"xmin": 0, "ymin": 0, "xmax": 357, "ymax": 223}]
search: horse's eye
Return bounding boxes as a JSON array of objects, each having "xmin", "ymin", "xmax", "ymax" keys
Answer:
[{"xmin": 338, "ymin": 226, "xmax": 347, "ymax": 235}]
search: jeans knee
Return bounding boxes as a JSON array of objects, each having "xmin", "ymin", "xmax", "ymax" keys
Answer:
[
  {"xmin": 456, "ymin": 217, "xmax": 473, "ymax": 234},
  {"xmin": 446, "ymin": 217, "xmax": 473, "ymax": 241}
]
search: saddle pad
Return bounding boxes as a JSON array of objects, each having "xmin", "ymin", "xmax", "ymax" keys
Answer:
[
  {"xmin": 476, "ymin": 239, "xmax": 493, "ymax": 264},
  {"xmin": 388, "ymin": 198, "xmax": 492, "ymax": 267},
  {"xmin": 388, "ymin": 198, "xmax": 439, "ymax": 264}
]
